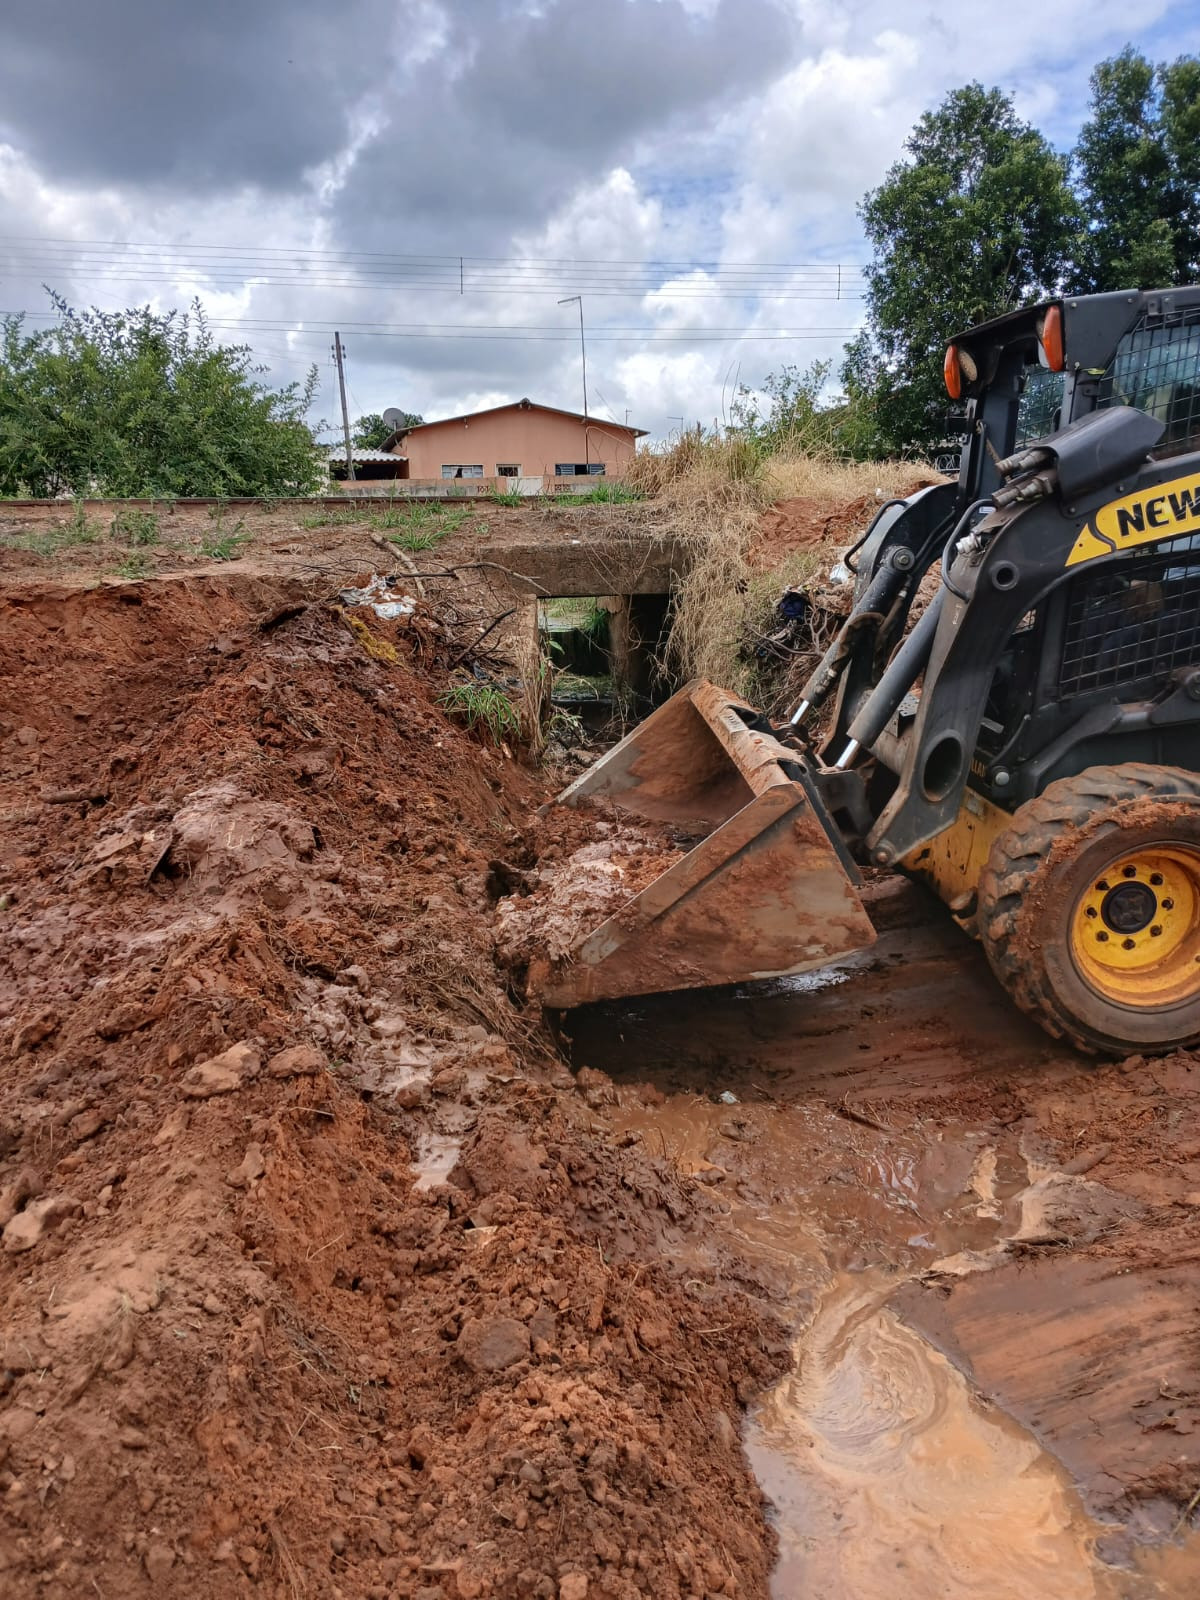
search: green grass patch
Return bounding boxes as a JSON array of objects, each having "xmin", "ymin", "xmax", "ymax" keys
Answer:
[
  {"xmin": 487, "ymin": 486, "xmax": 525, "ymax": 507},
  {"xmin": 372, "ymin": 501, "xmax": 474, "ymax": 552},
  {"xmin": 437, "ymin": 681, "xmax": 522, "ymax": 744},
  {"xmin": 0, "ymin": 500, "xmax": 102, "ymax": 554},
  {"xmin": 112, "ymin": 550, "xmax": 152, "ymax": 579},
  {"xmin": 202, "ymin": 520, "xmax": 251, "ymax": 561},
  {"xmin": 569, "ymin": 481, "xmax": 642, "ymax": 504},
  {"xmin": 386, "ymin": 528, "xmax": 441, "ymax": 552},
  {"xmin": 111, "ymin": 507, "xmax": 160, "ymax": 546},
  {"xmin": 300, "ymin": 508, "xmax": 363, "ymax": 529}
]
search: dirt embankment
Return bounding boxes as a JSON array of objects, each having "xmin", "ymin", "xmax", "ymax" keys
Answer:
[{"xmin": 0, "ymin": 575, "xmax": 786, "ymax": 1600}]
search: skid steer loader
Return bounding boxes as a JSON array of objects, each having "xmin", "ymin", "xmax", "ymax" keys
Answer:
[{"xmin": 539, "ymin": 286, "xmax": 1200, "ymax": 1056}]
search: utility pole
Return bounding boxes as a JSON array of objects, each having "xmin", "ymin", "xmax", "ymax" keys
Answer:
[
  {"xmin": 558, "ymin": 295, "xmax": 588, "ymax": 465},
  {"xmin": 333, "ymin": 331, "xmax": 356, "ymax": 483}
]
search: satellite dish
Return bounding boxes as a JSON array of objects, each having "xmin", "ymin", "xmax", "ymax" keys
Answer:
[{"xmin": 382, "ymin": 408, "xmax": 405, "ymax": 431}]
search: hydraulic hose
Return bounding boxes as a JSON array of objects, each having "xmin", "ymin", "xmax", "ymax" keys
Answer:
[
  {"xmin": 788, "ymin": 549, "xmax": 913, "ymax": 726},
  {"xmin": 844, "ymin": 498, "xmax": 910, "ymax": 575},
  {"xmin": 939, "ymin": 499, "xmax": 995, "ymax": 602},
  {"xmin": 835, "ymin": 587, "xmax": 946, "ymax": 768}
]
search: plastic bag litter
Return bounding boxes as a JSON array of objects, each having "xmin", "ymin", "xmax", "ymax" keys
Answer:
[{"xmin": 339, "ymin": 574, "xmax": 418, "ymax": 620}]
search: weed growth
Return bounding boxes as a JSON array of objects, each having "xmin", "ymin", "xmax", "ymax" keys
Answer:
[
  {"xmin": 569, "ymin": 480, "xmax": 642, "ymax": 504},
  {"xmin": 373, "ymin": 502, "xmax": 473, "ymax": 552},
  {"xmin": 0, "ymin": 502, "xmax": 102, "ymax": 555},
  {"xmin": 437, "ymin": 680, "xmax": 522, "ymax": 745},
  {"xmin": 203, "ymin": 521, "xmax": 250, "ymax": 561},
  {"xmin": 113, "ymin": 550, "xmax": 152, "ymax": 579},
  {"xmin": 110, "ymin": 507, "xmax": 160, "ymax": 546},
  {"xmin": 301, "ymin": 508, "xmax": 361, "ymax": 529}
]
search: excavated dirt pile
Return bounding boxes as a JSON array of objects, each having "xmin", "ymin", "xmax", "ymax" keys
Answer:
[{"xmin": 0, "ymin": 575, "xmax": 787, "ymax": 1600}]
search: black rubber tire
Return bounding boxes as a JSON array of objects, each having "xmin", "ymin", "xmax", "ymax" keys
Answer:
[{"xmin": 977, "ymin": 763, "xmax": 1200, "ymax": 1056}]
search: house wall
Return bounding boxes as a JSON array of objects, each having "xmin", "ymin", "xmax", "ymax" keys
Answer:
[{"xmin": 398, "ymin": 408, "xmax": 638, "ymax": 479}]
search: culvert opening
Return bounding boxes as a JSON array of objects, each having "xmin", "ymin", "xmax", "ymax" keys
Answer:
[{"xmin": 537, "ymin": 592, "xmax": 675, "ymax": 736}]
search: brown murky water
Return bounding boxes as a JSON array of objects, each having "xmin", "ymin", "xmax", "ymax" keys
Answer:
[
  {"xmin": 747, "ymin": 1273, "xmax": 1111, "ymax": 1599},
  {"xmin": 610, "ymin": 1093, "xmax": 1118, "ymax": 1598},
  {"xmin": 566, "ymin": 890, "xmax": 1199, "ymax": 1599}
]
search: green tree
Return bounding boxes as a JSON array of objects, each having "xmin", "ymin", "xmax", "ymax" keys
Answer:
[
  {"xmin": 1071, "ymin": 48, "xmax": 1200, "ymax": 290},
  {"xmin": 352, "ymin": 410, "xmax": 423, "ymax": 448},
  {"xmin": 731, "ymin": 357, "xmax": 883, "ymax": 461},
  {"xmin": 851, "ymin": 85, "xmax": 1081, "ymax": 454},
  {"xmin": 0, "ymin": 295, "xmax": 322, "ymax": 498}
]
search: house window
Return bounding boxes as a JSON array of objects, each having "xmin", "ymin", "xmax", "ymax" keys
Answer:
[
  {"xmin": 496, "ymin": 464, "xmax": 521, "ymax": 477},
  {"xmin": 441, "ymin": 464, "xmax": 484, "ymax": 478},
  {"xmin": 554, "ymin": 463, "xmax": 606, "ymax": 477}
]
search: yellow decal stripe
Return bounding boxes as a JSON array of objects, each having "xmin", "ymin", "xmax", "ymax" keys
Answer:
[{"xmin": 1066, "ymin": 472, "xmax": 1200, "ymax": 567}]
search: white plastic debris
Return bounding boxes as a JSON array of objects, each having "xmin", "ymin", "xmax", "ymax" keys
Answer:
[
  {"xmin": 717, "ymin": 1090, "xmax": 739, "ymax": 1105},
  {"xmin": 339, "ymin": 574, "xmax": 418, "ymax": 620}
]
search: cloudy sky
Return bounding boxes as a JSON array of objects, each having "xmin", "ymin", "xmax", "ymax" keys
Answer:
[{"xmin": 2, "ymin": 0, "xmax": 1197, "ymax": 442}]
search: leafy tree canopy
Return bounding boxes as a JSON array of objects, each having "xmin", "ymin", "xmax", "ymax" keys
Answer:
[
  {"xmin": 1072, "ymin": 47, "xmax": 1200, "ymax": 291},
  {"xmin": 842, "ymin": 50, "xmax": 1200, "ymax": 457},
  {"xmin": 0, "ymin": 295, "xmax": 322, "ymax": 498},
  {"xmin": 850, "ymin": 84, "xmax": 1081, "ymax": 454},
  {"xmin": 731, "ymin": 357, "xmax": 884, "ymax": 461},
  {"xmin": 352, "ymin": 410, "xmax": 423, "ymax": 449}
]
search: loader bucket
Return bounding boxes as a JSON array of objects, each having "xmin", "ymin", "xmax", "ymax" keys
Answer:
[{"xmin": 535, "ymin": 680, "xmax": 876, "ymax": 1008}]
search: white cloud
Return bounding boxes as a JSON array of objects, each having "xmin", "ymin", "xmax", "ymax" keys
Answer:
[{"xmin": 0, "ymin": 0, "xmax": 1192, "ymax": 440}]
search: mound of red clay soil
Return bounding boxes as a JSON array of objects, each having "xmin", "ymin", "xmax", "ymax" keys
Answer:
[{"xmin": 0, "ymin": 574, "xmax": 787, "ymax": 1600}]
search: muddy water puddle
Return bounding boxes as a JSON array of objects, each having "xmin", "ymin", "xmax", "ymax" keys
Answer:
[
  {"xmin": 604, "ymin": 1088, "xmax": 1125, "ymax": 1597},
  {"xmin": 568, "ymin": 910, "xmax": 1188, "ymax": 1597},
  {"xmin": 747, "ymin": 1275, "xmax": 1112, "ymax": 1599}
]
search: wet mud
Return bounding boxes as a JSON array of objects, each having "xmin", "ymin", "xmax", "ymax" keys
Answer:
[
  {"xmin": 0, "ymin": 573, "xmax": 788, "ymax": 1600},
  {"xmin": 564, "ymin": 881, "xmax": 1200, "ymax": 1597}
]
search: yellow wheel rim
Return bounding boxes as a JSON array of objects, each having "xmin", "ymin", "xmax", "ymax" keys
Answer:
[{"xmin": 1071, "ymin": 846, "xmax": 1200, "ymax": 1007}]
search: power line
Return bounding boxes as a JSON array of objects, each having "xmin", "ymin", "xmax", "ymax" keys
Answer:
[
  {"xmin": 2, "ymin": 310, "xmax": 861, "ymax": 343},
  {"xmin": 1, "ymin": 310, "xmax": 860, "ymax": 335},
  {"xmin": 0, "ymin": 233, "xmax": 866, "ymax": 274},
  {"xmin": 0, "ymin": 237, "xmax": 866, "ymax": 300}
]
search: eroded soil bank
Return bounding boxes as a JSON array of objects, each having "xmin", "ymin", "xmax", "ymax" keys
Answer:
[{"xmin": 0, "ymin": 574, "xmax": 785, "ymax": 1600}]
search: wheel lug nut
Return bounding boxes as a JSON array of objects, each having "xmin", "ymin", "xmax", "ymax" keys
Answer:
[
  {"xmin": 1162, "ymin": 898, "xmax": 1174, "ymax": 910},
  {"xmin": 1150, "ymin": 925, "xmax": 1163, "ymax": 937},
  {"xmin": 1150, "ymin": 873, "xmax": 1164, "ymax": 886},
  {"xmin": 1085, "ymin": 906, "xmax": 1098, "ymax": 918},
  {"xmin": 1122, "ymin": 937, "xmax": 1136, "ymax": 949},
  {"xmin": 1097, "ymin": 931, "xmax": 1110, "ymax": 942},
  {"xmin": 1096, "ymin": 880, "xmax": 1110, "ymax": 891},
  {"xmin": 1122, "ymin": 865, "xmax": 1138, "ymax": 878}
]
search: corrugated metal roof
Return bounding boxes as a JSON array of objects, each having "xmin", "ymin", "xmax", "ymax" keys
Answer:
[{"xmin": 325, "ymin": 446, "xmax": 407, "ymax": 463}]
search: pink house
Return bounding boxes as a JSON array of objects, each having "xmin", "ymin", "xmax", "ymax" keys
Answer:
[{"xmin": 385, "ymin": 399, "xmax": 646, "ymax": 484}]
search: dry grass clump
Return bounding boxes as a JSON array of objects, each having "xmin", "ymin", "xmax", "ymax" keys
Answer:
[
  {"xmin": 627, "ymin": 432, "xmax": 767, "ymax": 508},
  {"xmin": 764, "ymin": 452, "xmax": 934, "ymax": 505},
  {"xmin": 627, "ymin": 433, "xmax": 933, "ymax": 516},
  {"xmin": 629, "ymin": 434, "xmax": 940, "ymax": 699}
]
